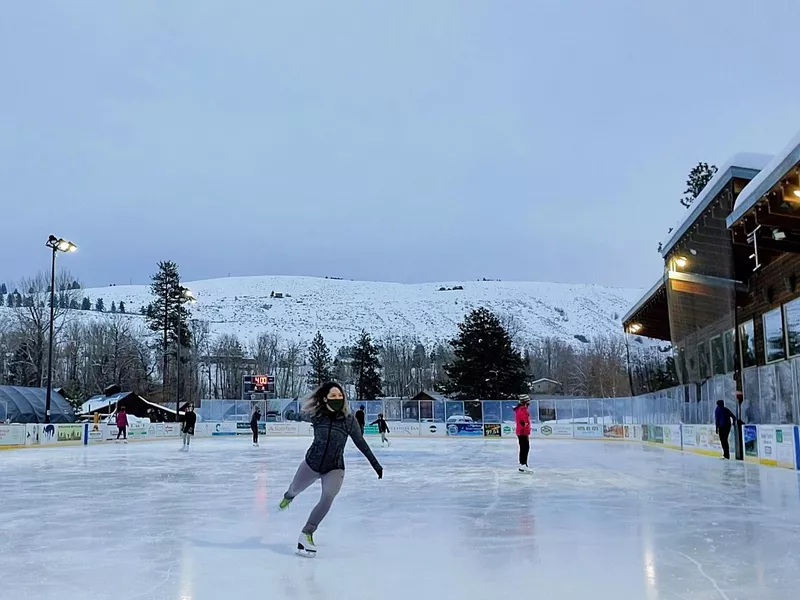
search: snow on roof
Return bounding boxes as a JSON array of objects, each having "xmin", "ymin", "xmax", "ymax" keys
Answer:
[
  {"xmin": 621, "ymin": 276, "xmax": 666, "ymax": 325},
  {"xmin": 532, "ymin": 378, "xmax": 561, "ymax": 385},
  {"xmin": 727, "ymin": 130, "xmax": 800, "ymax": 227},
  {"xmin": 660, "ymin": 153, "xmax": 772, "ymax": 258}
]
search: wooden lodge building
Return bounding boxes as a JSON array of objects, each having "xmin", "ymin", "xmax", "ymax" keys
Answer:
[{"xmin": 623, "ymin": 131, "xmax": 800, "ymax": 425}]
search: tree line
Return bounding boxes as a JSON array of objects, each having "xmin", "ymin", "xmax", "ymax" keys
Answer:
[{"xmin": 0, "ymin": 263, "xmax": 666, "ymax": 408}]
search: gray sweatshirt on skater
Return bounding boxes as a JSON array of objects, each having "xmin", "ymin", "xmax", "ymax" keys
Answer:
[{"xmin": 301, "ymin": 411, "xmax": 382, "ymax": 474}]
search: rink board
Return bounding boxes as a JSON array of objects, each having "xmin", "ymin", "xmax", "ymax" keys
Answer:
[{"xmin": 6, "ymin": 420, "xmax": 800, "ymax": 469}]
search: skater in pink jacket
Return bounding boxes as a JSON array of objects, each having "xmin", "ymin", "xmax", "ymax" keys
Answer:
[
  {"xmin": 116, "ymin": 406, "xmax": 129, "ymax": 442},
  {"xmin": 514, "ymin": 399, "xmax": 531, "ymax": 472}
]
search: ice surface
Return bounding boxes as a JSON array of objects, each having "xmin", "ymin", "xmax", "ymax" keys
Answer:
[{"xmin": 2, "ymin": 438, "xmax": 800, "ymax": 599}]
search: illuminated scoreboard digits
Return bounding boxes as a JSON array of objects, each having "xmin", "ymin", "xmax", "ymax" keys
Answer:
[{"xmin": 242, "ymin": 374, "xmax": 276, "ymax": 399}]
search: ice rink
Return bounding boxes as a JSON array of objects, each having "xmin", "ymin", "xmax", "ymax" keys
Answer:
[{"xmin": 2, "ymin": 437, "xmax": 800, "ymax": 600}]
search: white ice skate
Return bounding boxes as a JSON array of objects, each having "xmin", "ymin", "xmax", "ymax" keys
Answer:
[
  {"xmin": 518, "ymin": 464, "xmax": 532, "ymax": 474},
  {"xmin": 296, "ymin": 532, "xmax": 317, "ymax": 558},
  {"xmin": 253, "ymin": 443, "xmax": 259, "ymax": 448}
]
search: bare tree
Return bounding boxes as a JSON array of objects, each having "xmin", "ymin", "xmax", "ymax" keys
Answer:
[{"xmin": 276, "ymin": 339, "xmax": 306, "ymax": 398}]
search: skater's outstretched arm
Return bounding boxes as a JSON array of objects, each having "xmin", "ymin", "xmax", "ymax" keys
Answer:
[{"xmin": 347, "ymin": 415, "xmax": 383, "ymax": 477}]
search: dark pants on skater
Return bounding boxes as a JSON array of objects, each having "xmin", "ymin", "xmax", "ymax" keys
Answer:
[
  {"xmin": 252, "ymin": 425, "xmax": 259, "ymax": 444},
  {"xmin": 284, "ymin": 461, "xmax": 345, "ymax": 534},
  {"xmin": 117, "ymin": 426, "xmax": 127, "ymax": 440},
  {"xmin": 719, "ymin": 426, "xmax": 731, "ymax": 459},
  {"xmin": 518, "ymin": 435, "xmax": 530, "ymax": 466}
]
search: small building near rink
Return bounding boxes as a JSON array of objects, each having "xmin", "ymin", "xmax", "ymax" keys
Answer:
[{"xmin": 624, "ymin": 131, "xmax": 800, "ymax": 432}]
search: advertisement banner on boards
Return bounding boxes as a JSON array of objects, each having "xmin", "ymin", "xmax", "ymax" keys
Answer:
[
  {"xmin": 501, "ymin": 422, "xmax": 516, "ymax": 438},
  {"xmin": 40, "ymin": 424, "xmax": 59, "ymax": 444},
  {"xmin": 447, "ymin": 422, "xmax": 483, "ymax": 437},
  {"xmin": 210, "ymin": 422, "xmax": 237, "ymax": 436},
  {"xmin": 420, "ymin": 422, "xmax": 448, "ymax": 437},
  {"xmin": 603, "ymin": 424, "xmax": 624, "ymax": 439},
  {"xmin": 573, "ymin": 424, "xmax": 603, "ymax": 439},
  {"xmin": 662, "ymin": 425, "xmax": 682, "ymax": 449},
  {"xmin": 623, "ymin": 424, "xmax": 641, "ymax": 441},
  {"xmin": 758, "ymin": 426, "xmax": 776, "ymax": 465},
  {"xmin": 532, "ymin": 423, "xmax": 573, "ymax": 439},
  {"xmin": 483, "ymin": 424, "xmax": 502, "ymax": 438},
  {"xmin": 682, "ymin": 425, "xmax": 696, "ymax": 447},
  {"xmin": 267, "ymin": 422, "xmax": 299, "ymax": 436},
  {"xmin": 57, "ymin": 424, "xmax": 84, "ymax": 443},
  {"xmin": 0, "ymin": 424, "xmax": 26, "ymax": 446},
  {"xmin": 390, "ymin": 422, "xmax": 420, "ymax": 437},
  {"xmin": 743, "ymin": 425, "xmax": 758, "ymax": 461},
  {"xmin": 363, "ymin": 424, "xmax": 379, "ymax": 436},
  {"xmin": 756, "ymin": 425, "xmax": 797, "ymax": 469},
  {"xmin": 87, "ymin": 423, "xmax": 105, "ymax": 444}
]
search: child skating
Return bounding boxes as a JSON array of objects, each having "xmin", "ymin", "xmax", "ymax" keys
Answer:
[
  {"xmin": 180, "ymin": 403, "xmax": 197, "ymax": 452},
  {"xmin": 370, "ymin": 413, "xmax": 391, "ymax": 446},
  {"xmin": 279, "ymin": 382, "xmax": 383, "ymax": 557},
  {"xmin": 514, "ymin": 398, "xmax": 532, "ymax": 473}
]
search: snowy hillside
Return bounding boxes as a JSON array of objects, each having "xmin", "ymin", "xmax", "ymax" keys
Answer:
[{"xmin": 42, "ymin": 276, "xmax": 643, "ymax": 349}]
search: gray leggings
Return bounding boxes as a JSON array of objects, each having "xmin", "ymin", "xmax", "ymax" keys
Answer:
[
  {"xmin": 183, "ymin": 432, "xmax": 192, "ymax": 446},
  {"xmin": 284, "ymin": 461, "xmax": 345, "ymax": 534}
]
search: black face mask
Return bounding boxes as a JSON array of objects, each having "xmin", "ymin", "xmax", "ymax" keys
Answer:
[{"xmin": 326, "ymin": 399, "xmax": 345, "ymax": 412}]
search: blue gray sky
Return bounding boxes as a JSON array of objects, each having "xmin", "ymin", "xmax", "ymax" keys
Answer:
[{"xmin": 2, "ymin": 1, "xmax": 800, "ymax": 290}]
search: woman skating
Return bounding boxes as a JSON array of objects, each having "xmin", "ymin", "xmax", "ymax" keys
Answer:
[
  {"xmin": 514, "ymin": 398, "xmax": 532, "ymax": 473},
  {"xmin": 279, "ymin": 382, "xmax": 383, "ymax": 557},
  {"xmin": 180, "ymin": 404, "xmax": 197, "ymax": 452}
]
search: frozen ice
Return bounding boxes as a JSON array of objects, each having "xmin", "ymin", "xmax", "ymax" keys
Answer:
[{"xmin": 2, "ymin": 437, "xmax": 800, "ymax": 599}]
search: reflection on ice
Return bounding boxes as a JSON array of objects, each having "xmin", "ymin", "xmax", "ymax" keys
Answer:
[{"xmin": 1, "ymin": 438, "xmax": 800, "ymax": 599}]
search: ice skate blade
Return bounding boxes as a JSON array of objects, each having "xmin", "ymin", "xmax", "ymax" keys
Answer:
[{"xmin": 296, "ymin": 546, "xmax": 317, "ymax": 558}]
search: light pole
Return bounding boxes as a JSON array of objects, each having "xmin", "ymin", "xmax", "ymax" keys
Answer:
[
  {"xmin": 175, "ymin": 288, "xmax": 196, "ymax": 418},
  {"xmin": 44, "ymin": 235, "xmax": 77, "ymax": 424}
]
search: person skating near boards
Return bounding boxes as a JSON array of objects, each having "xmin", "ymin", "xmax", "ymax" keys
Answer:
[
  {"xmin": 514, "ymin": 398, "xmax": 532, "ymax": 473},
  {"xmin": 370, "ymin": 413, "xmax": 391, "ymax": 447},
  {"xmin": 180, "ymin": 404, "xmax": 197, "ymax": 452},
  {"xmin": 251, "ymin": 405, "xmax": 262, "ymax": 447},
  {"xmin": 116, "ymin": 406, "xmax": 128, "ymax": 443},
  {"xmin": 355, "ymin": 405, "xmax": 366, "ymax": 434},
  {"xmin": 279, "ymin": 382, "xmax": 383, "ymax": 557}
]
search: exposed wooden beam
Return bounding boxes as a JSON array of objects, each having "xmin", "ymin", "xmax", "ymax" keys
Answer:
[{"xmin": 754, "ymin": 235, "xmax": 800, "ymax": 254}]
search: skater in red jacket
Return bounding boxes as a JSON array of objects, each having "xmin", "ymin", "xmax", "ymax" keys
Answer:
[{"xmin": 514, "ymin": 399, "xmax": 531, "ymax": 473}]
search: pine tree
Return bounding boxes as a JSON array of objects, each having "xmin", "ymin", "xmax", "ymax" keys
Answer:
[
  {"xmin": 443, "ymin": 307, "xmax": 528, "ymax": 399},
  {"xmin": 6, "ymin": 293, "xmax": 14, "ymax": 308},
  {"xmin": 95, "ymin": 298, "xmax": 105, "ymax": 312},
  {"xmin": 146, "ymin": 261, "xmax": 193, "ymax": 403},
  {"xmin": 307, "ymin": 331, "xmax": 333, "ymax": 389},
  {"xmin": 139, "ymin": 305, "xmax": 146, "ymax": 315},
  {"xmin": 0, "ymin": 283, "xmax": 6, "ymax": 295},
  {"xmin": 81, "ymin": 297, "xmax": 91, "ymax": 311},
  {"xmin": 69, "ymin": 298, "xmax": 79, "ymax": 310},
  {"xmin": 118, "ymin": 301, "xmax": 126, "ymax": 314},
  {"xmin": 110, "ymin": 301, "xmax": 117, "ymax": 313},
  {"xmin": 351, "ymin": 330, "xmax": 382, "ymax": 399},
  {"xmin": 679, "ymin": 162, "xmax": 718, "ymax": 208}
]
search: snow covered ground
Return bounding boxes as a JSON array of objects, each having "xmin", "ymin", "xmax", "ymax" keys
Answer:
[
  {"xmin": 50, "ymin": 275, "xmax": 641, "ymax": 348},
  {"xmin": 2, "ymin": 438, "xmax": 799, "ymax": 599}
]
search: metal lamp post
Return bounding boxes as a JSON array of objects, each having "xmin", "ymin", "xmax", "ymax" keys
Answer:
[
  {"xmin": 175, "ymin": 288, "xmax": 196, "ymax": 418},
  {"xmin": 44, "ymin": 235, "xmax": 77, "ymax": 424}
]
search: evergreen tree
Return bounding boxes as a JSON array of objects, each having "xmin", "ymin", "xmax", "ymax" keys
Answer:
[
  {"xmin": 306, "ymin": 331, "xmax": 333, "ymax": 389},
  {"xmin": 110, "ymin": 301, "xmax": 117, "ymax": 313},
  {"xmin": 0, "ymin": 283, "xmax": 6, "ymax": 294},
  {"xmin": 679, "ymin": 162, "xmax": 718, "ymax": 208},
  {"xmin": 140, "ymin": 305, "xmax": 147, "ymax": 315},
  {"xmin": 351, "ymin": 330, "xmax": 382, "ymax": 399},
  {"xmin": 118, "ymin": 301, "xmax": 126, "ymax": 314},
  {"xmin": 69, "ymin": 298, "xmax": 79, "ymax": 310},
  {"xmin": 81, "ymin": 297, "xmax": 91, "ymax": 311},
  {"xmin": 95, "ymin": 298, "xmax": 105, "ymax": 312},
  {"xmin": 443, "ymin": 307, "xmax": 528, "ymax": 399},
  {"xmin": 146, "ymin": 261, "xmax": 193, "ymax": 402}
]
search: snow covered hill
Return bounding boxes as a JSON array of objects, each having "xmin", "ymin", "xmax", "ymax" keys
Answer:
[{"xmin": 58, "ymin": 276, "xmax": 641, "ymax": 349}]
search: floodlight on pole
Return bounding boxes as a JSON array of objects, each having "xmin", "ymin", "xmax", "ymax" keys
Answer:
[{"xmin": 44, "ymin": 235, "xmax": 77, "ymax": 424}]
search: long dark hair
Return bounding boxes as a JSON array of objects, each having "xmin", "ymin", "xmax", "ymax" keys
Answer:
[{"xmin": 302, "ymin": 382, "xmax": 348, "ymax": 417}]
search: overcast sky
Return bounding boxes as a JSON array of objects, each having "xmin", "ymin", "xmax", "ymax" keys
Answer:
[{"xmin": 2, "ymin": 1, "xmax": 799, "ymax": 290}]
